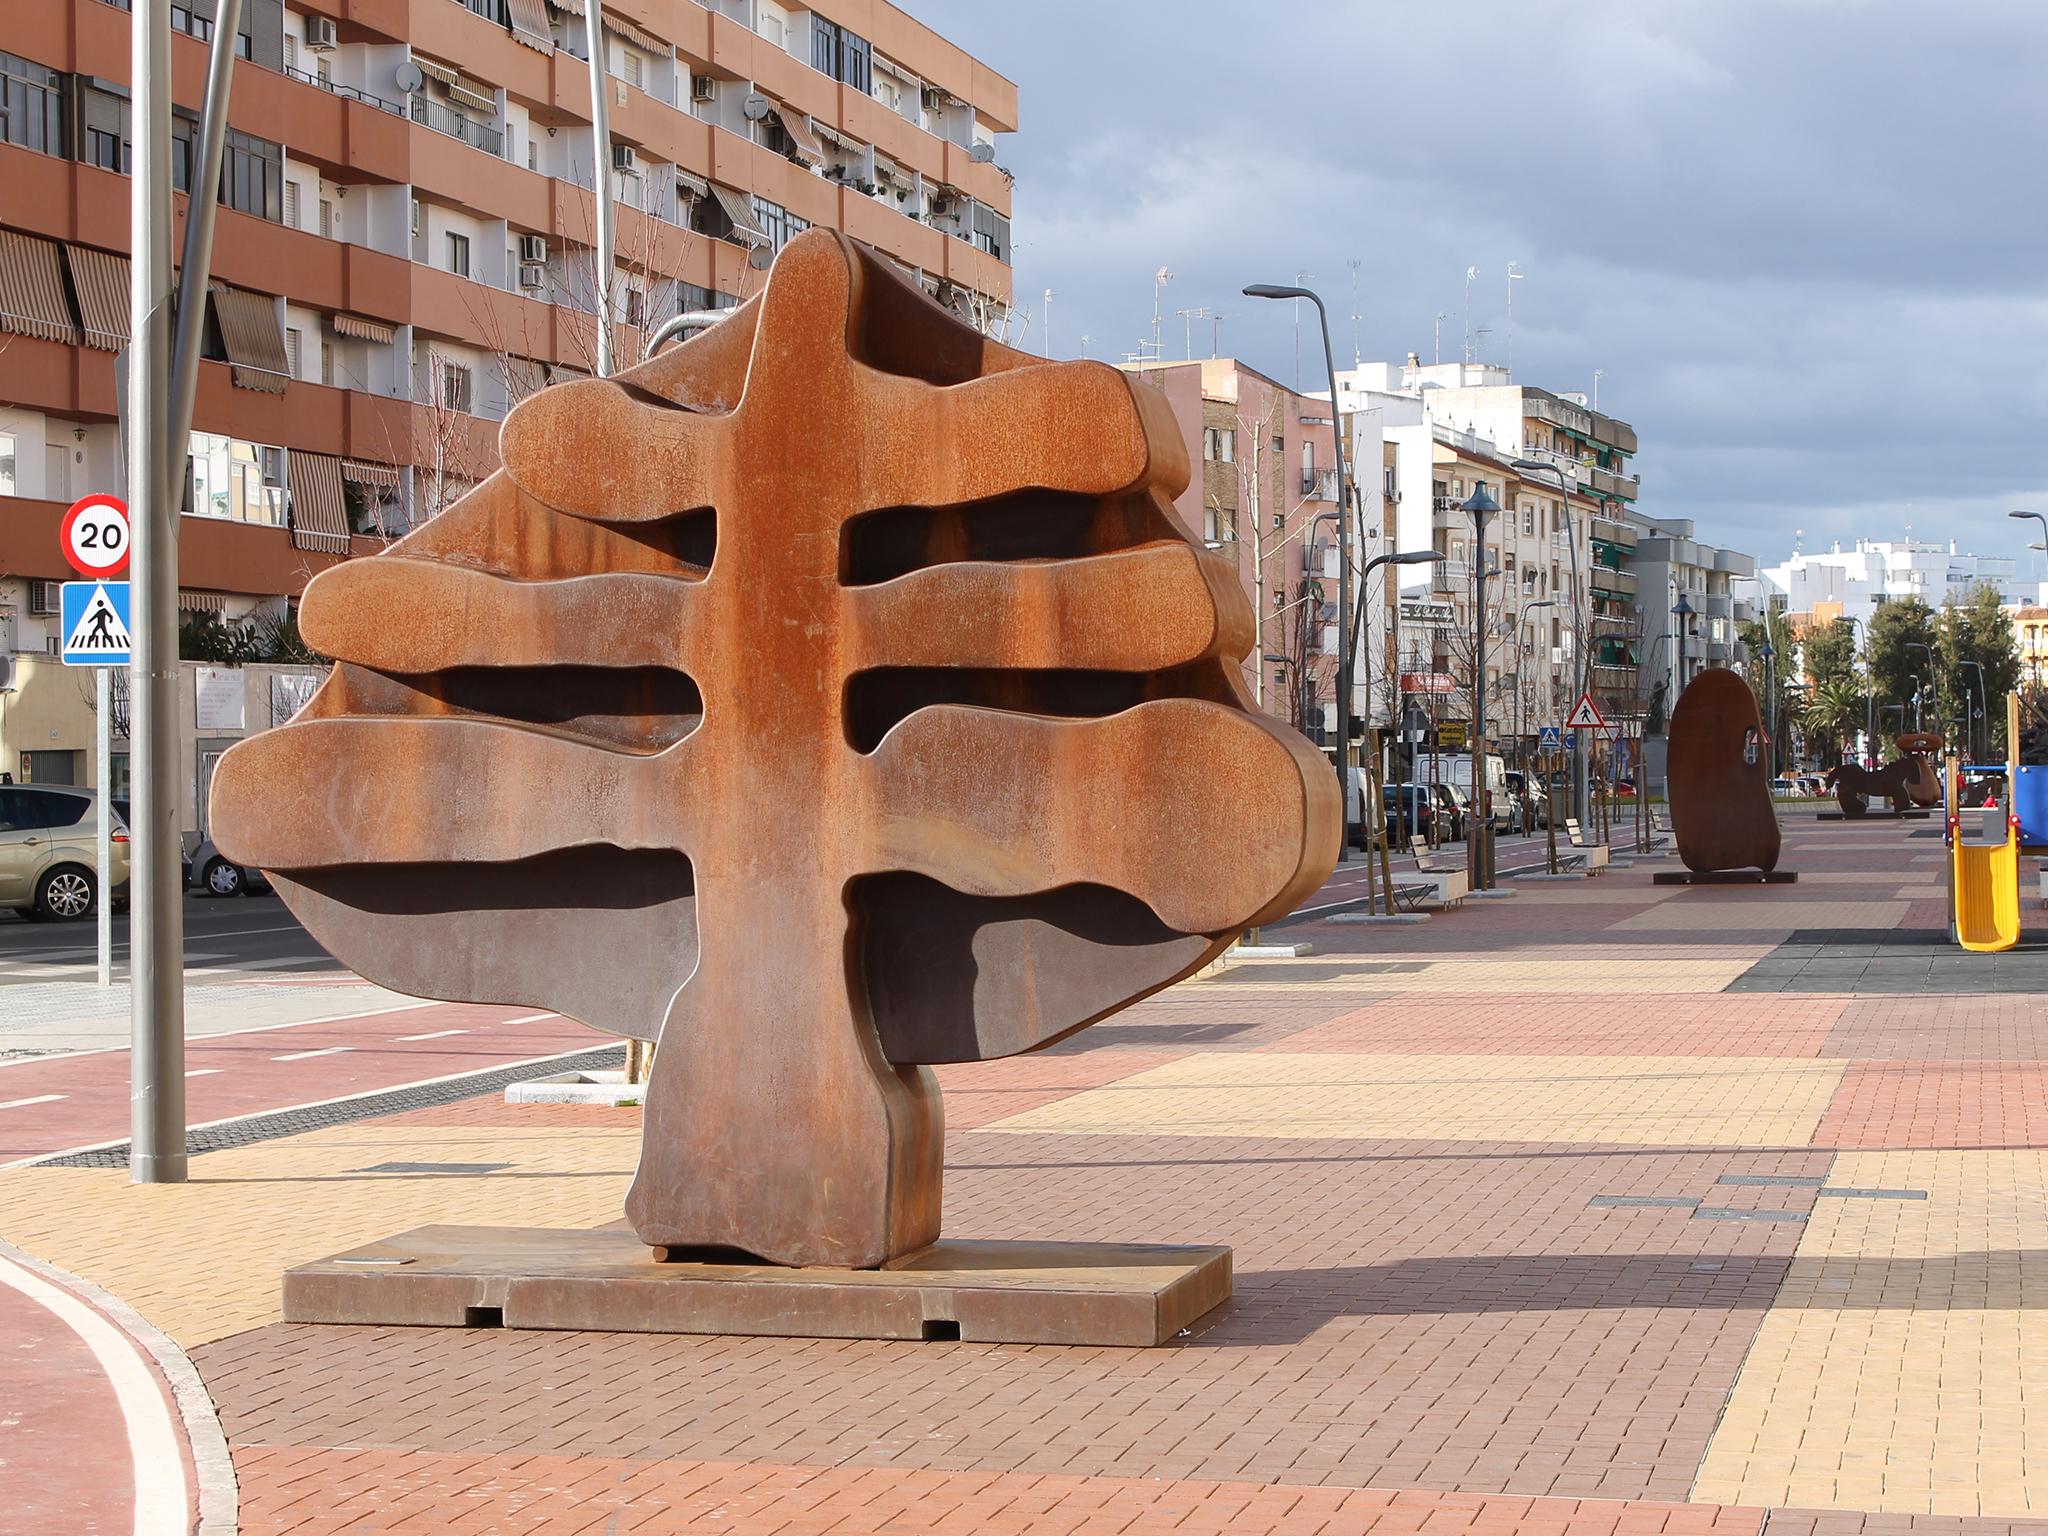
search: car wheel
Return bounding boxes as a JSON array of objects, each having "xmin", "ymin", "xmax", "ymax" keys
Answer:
[
  {"xmin": 35, "ymin": 866, "xmax": 95, "ymax": 922},
  {"xmin": 203, "ymin": 858, "xmax": 244, "ymax": 898}
]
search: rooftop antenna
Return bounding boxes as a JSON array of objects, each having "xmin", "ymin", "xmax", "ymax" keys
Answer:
[
  {"xmin": 1347, "ymin": 256, "xmax": 1363, "ymax": 366},
  {"xmin": 1174, "ymin": 305, "xmax": 1209, "ymax": 360},
  {"xmin": 1506, "ymin": 261, "xmax": 1523, "ymax": 379},
  {"xmin": 1151, "ymin": 267, "xmax": 1174, "ymax": 363},
  {"xmin": 1042, "ymin": 287, "xmax": 1054, "ymax": 357},
  {"xmin": 1434, "ymin": 311, "xmax": 1447, "ymax": 366},
  {"xmin": 1208, "ymin": 312, "xmax": 1229, "ymax": 358},
  {"xmin": 1463, "ymin": 265, "xmax": 1479, "ymax": 365},
  {"xmin": 1079, "ymin": 332, "xmax": 1092, "ymax": 360},
  {"xmin": 1592, "ymin": 368, "xmax": 1605, "ymax": 410}
]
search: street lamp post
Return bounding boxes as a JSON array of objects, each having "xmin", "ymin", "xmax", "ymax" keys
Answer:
[
  {"xmin": 1672, "ymin": 593, "xmax": 1695, "ymax": 699},
  {"xmin": 1961, "ymin": 659, "xmax": 1986, "ymax": 762},
  {"xmin": 1511, "ymin": 459, "xmax": 1590, "ymax": 827},
  {"xmin": 1908, "ymin": 673, "xmax": 1921, "ymax": 732},
  {"xmin": 1756, "ymin": 638, "xmax": 1776, "ymax": 780},
  {"xmin": 1907, "ymin": 641, "xmax": 1938, "ymax": 741},
  {"xmin": 1353, "ymin": 549, "xmax": 1444, "ymax": 912},
  {"xmin": 1247, "ymin": 282, "xmax": 1354, "ymax": 853},
  {"xmin": 1460, "ymin": 483, "xmax": 1501, "ymax": 889}
]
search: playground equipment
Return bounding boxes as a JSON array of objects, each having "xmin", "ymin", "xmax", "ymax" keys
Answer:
[
  {"xmin": 1655, "ymin": 668, "xmax": 1794, "ymax": 884},
  {"xmin": 1948, "ymin": 696, "xmax": 2044, "ymax": 953},
  {"xmin": 1824, "ymin": 731, "xmax": 1942, "ymax": 817}
]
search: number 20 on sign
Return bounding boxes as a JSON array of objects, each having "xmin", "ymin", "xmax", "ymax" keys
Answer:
[{"xmin": 60, "ymin": 494, "xmax": 130, "ymax": 579}]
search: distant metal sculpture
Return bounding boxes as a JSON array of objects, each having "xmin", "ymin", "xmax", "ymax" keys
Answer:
[
  {"xmin": 1823, "ymin": 732, "xmax": 1943, "ymax": 817},
  {"xmin": 211, "ymin": 230, "xmax": 1340, "ymax": 1270},
  {"xmin": 1666, "ymin": 668, "xmax": 1781, "ymax": 874}
]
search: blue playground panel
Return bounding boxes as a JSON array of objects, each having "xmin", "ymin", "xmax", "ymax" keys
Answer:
[{"xmin": 2015, "ymin": 765, "xmax": 2048, "ymax": 848}]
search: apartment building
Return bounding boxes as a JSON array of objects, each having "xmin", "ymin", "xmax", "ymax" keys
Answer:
[
  {"xmin": 1118, "ymin": 358, "xmax": 1363, "ymax": 751},
  {"xmin": 1335, "ymin": 359, "xmax": 1645, "ymax": 760},
  {"xmin": 1626, "ymin": 513, "xmax": 1756, "ymax": 702},
  {"xmin": 0, "ymin": 0, "xmax": 1015, "ymax": 807},
  {"xmin": 1760, "ymin": 538, "xmax": 2025, "ymax": 637}
]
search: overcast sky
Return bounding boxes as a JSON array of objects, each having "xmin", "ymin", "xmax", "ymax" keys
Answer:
[{"xmin": 910, "ymin": 0, "xmax": 2048, "ymax": 577}]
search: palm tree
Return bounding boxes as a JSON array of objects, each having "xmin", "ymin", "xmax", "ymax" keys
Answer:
[{"xmin": 1800, "ymin": 676, "xmax": 1867, "ymax": 769}]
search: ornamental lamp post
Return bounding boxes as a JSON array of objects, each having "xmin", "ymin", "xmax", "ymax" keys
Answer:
[
  {"xmin": 1756, "ymin": 638, "xmax": 1776, "ymax": 780},
  {"xmin": 1672, "ymin": 592, "xmax": 1695, "ymax": 696},
  {"xmin": 1460, "ymin": 481, "xmax": 1501, "ymax": 889}
]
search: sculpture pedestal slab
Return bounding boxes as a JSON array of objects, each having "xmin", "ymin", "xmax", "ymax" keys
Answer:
[
  {"xmin": 283, "ymin": 1225, "xmax": 1231, "ymax": 1347},
  {"xmin": 1652, "ymin": 870, "xmax": 1800, "ymax": 885},
  {"xmin": 1816, "ymin": 810, "xmax": 1932, "ymax": 822}
]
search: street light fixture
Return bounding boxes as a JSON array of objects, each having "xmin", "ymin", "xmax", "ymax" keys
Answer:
[
  {"xmin": 1756, "ymin": 638, "xmax": 1776, "ymax": 780},
  {"xmin": 1906, "ymin": 641, "xmax": 1937, "ymax": 738},
  {"xmin": 1960, "ymin": 658, "xmax": 1986, "ymax": 763},
  {"xmin": 1672, "ymin": 593, "xmax": 1695, "ymax": 696},
  {"xmin": 1511, "ymin": 458, "xmax": 1590, "ymax": 825},
  {"xmin": 1247, "ymin": 281, "xmax": 1356, "ymax": 853},
  {"xmin": 1460, "ymin": 481, "xmax": 1501, "ymax": 889}
]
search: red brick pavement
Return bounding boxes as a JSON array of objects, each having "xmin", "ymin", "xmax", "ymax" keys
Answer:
[{"xmin": 1814, "ymin": 1060, "xmax": 2048, "ymax": 1148}]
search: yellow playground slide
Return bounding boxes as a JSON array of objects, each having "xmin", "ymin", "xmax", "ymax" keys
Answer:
[{"xmin": 1953, "ymin": 813, "xmax": 2021, "ymax": 952}]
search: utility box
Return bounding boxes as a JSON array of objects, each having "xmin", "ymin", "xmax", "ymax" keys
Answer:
[{"xmin": 2014, "ymin": 765, "xmax": 2048, "ymax": 848}]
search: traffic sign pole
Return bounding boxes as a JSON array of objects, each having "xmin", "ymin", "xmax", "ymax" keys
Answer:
[{"xmin": 96, "ymin": 667, "xmax": 111, "ymax": 988}]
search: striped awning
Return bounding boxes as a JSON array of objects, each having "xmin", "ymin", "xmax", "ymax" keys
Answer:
[
  {"xmin": 548, "ymin": 0, "xmax": 666, "ymax": 55},
  {"xmin": 63, "ymin": 244, "xmax": 130, "ymax": 351},
  {"xmin": 674, "ymin": 167, "xmax": 709, "ymax": 199},
  {"xmin": 710, "ymin": 184, "xmax": 770, "ymax": 248},
  {"xmin": 0, "ymin": 231, "xmax": 81, "ymax": 345},
  {"xmin": 771, "ymin": 105, "xmax": 825, "ymax": 167},
  {"xmin": 209, "ymin": 283, "xmax": 290, "ymax": 393},
  {"xmin": 178, "ymin": 592, "xmax": 228, "ymax": 613},
  {"xmin": 506, "ymin": 0, "xmax": 554, "ymax": 52},
  {"xmin": 341, "ymin": 459, "xmax": 400, "ymax": 489},
  {"xmin": 447, "ymin": 81, "xmax": 496, "ymax": 115},
  {"xmin": 412, "ymin": 56, "xmax": 460, "ymax": 88},
  {"xmin": 331, "ymin": 311, "xmax": 394, "ymax": 345},
  {"xmin": 287, "ymin": 451, "xmax": 352, "ymax": 554}
]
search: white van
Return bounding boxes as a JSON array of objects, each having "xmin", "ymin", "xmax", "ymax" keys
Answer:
[{"xmin": 1412, "ymin": 752, "xmax": 1513, "ymax": 832}]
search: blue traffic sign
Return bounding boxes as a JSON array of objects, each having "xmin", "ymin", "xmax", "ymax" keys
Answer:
[
  {"xmin": 1538, "ymin": 725, "xmax": 1562, "ymax": 750},
  {"xmin": 60, "ymin": 580, "xmax": 131, "ymax": 667}
]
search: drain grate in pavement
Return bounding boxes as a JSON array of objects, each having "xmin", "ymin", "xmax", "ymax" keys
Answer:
[
  {"xmin": 1588, "ymin": 1195, "xmax": 1700, "ymax": 1209},
  {"xmin": 353, "ymin": 1161, "xmax": 513, "ymax": 1175},
  {"xmin": 1816, "ymin": 1187, "xmax": 1927, "ymax": 1200},
  {"xmin": 1718, "ymin": 1174, "xmax": 1826, "ymax": 1187},
  {"xmin": 1693, "ymin": 1207, "xmax": 1807, "ymax": 1223},
  {"xmin": 27, "ymin": 1044, "xmax": 624, "ymax": 1168}
]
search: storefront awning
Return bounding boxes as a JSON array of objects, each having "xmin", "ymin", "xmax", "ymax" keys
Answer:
[
  {"xmin": 63, "ymin": 244, "xmax": 130, "ymax": 351},
  {"xmin": 209, "ymin": 283, "xmax": 290, "ymax": 393},
  {"xmin": 0, "ymin": 231, "xmax": 81, "ymax": 345},
  {"xmin": 287, "ymin": 451, "xmax": 352, "ymax": 555}
]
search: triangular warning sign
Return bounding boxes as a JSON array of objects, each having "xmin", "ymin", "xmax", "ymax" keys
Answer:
[
  {"xmin": 1564, "ymin": 692, "xmax": 1608, "ymax": 732},
  {"xmin": 66, "ymin": 584, "xmax": 131, "ymax": 654}
]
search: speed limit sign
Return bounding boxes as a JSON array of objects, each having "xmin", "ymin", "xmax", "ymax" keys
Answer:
[{"xmin": 60, "ymin": 494, "xmax": 130, "ymax": 578}]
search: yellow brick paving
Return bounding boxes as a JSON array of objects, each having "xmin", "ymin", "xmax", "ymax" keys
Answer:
[
  {"xmin": 1694, "ymin": 1150, "xmax": 2048, "ymax": 1519},
  {"xmin": 985, "ymin": 1052, "xmax": 1847, "ymax": 1146},
  {"xmin": 0, "ymin": 1122, "xmax": 637, "ymax": 1347},
  {"xmin": 1608, "ymin": 901, "xmax": 1906, "ymax": 932},
  {"xmin": 1186, "ymin": 958, "xmax": 1763, "ymax": 995}
]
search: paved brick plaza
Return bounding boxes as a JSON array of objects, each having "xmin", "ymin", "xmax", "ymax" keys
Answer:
[{"xmin": 10, "ymin": 815, "xmax": 2048, "ymax": 1532}]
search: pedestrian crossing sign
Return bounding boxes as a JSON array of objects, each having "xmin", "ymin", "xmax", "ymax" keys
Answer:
[
  {"xmin": 1538, "ymin": 725, "xmax": 1563, "ymax": 750},
  {"xmin": 60, "ymin": 580, "xmax": 132, "ymax": 667},
  {"xmin": 1565, "ymin": 692, "xmax": 1608, "ymax": 732}
]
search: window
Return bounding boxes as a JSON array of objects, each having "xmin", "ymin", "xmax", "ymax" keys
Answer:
[
  {"xmin": 622, "ymin": 50, "xmax": 644, "ymax": 89},
  {"xmin": 319, "ymin": 198, "xmax": 334, "ymax": 239},
  {"xmin": 1522, "ymin": 503, "xmax": 1534, "ymax": 536},
  {"xmin": 284, "ymin": 180, "xmax": 300, "ymax": 229},
  {"xmin": 0, "ymin": 51, "xmax": 66, "ymax": 157},
  {"xmin": 285, "ymin": 327, "xmax": 302, "ymax": 378},
  {"xmin": 623, "ymin": 285, "xmax": 644, "ymax": 328},
  {"xmin": 1203, "ymin": 506, "xmax": 1236, "ymax": 545},
  {"xmin": 171, "ymin": 5, "xmax": 213, "ymax": 41},
  {"xmin": 320, "ymin": 340, "xmax": 333, "ymax": 386},
  {"xmin": 970, "ymin": 201, "xmax": 1009, "ymax": 261},
  {"xmin": 446, "ymin": 232, "xmax": 471, "ymax": 277},
  {"xmin": 441, "ymin": 362, "xmax": 472, "ymax": 413},
  {"xmin": 0, "ymin": 432, "xmax": 14, "ymax": 496},
  {"xmin": 1202, "ymin": 427, "xmax": 1234, "ymax": 463},
  {"xmin": 751, "ymin": 196, "xmax": 809, "ymax": 253},
  {"xmin": 185, "ymin": 432, "xmax": 285, "ymax": 525},
  {"xmin": 220, "ymin": 128, "xmax": 281, "ymax": 221},
  {"xmin": 810, "ymin": 18, "xmax": 871, "ymax": 90}
]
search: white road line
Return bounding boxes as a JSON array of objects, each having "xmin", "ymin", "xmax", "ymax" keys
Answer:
[
  {"xmin": 0, "ymin": 1252, "xmax": 191, "ymax": 1536},
  {"xmin": 0, "ymin": 1095, "xmax": 65, "ymax": 1111},
  {"xmin": 184, "ymin": 954, "xmax": 334, "ymax": 978},
  {"xmin": 185, "ymin": 1069, "xmax": 223, "ymax": 1078},
  {"xmin": 271, "ymin": 1046, "xmax": 351, "ymax": 1062},
  {"xmin": 395, "ymin": 1029, "xmax": 468, "ymax": 1041}
]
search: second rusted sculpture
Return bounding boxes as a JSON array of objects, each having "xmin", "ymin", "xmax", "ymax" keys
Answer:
[
  {"xmin": 212, "ymin": 231, "xmax": 1338, "ymax": 1271},
  {"xmin": 1824, "ymin": 732, "xmax": 1943, "ymax": 816},
  {"xmin": 1663, "ymin": 668, "xmax": 1785, "ymax": 878}
]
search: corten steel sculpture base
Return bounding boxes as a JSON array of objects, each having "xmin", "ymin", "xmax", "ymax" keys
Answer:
[
  {"xmin": 212, "ymin": 231, "xmax": 1338, "ymax": 1338},
  {"xmin": 1823, "ymin": 732, "xmax": 1944, "ymax": 817},
  {"xmin": 1663, "ymin": 669, "xmax": 1793, "ymax": 881}
]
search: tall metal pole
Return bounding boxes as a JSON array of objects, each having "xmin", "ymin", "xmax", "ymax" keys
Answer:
[
  {"xmin": 1511, "ymin": 459, "xmax": 1590, "ymax": 825},
  {"xmin": 95, "ymin": 666, "xmax": 111, "ymax": 988},
  {"xmin": 167, "ymin": 0, "xmax": 244, "ymax": 483},
  {"xmin": 585, "ymin": 2, "xmax": 614, "ymax": 377},
  {"xmin": 129, "ymin": 0, "xmax": 184, "ymax": 1183}
]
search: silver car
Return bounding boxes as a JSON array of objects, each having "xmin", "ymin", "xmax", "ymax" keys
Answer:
[{"xmin": 0, "ymin": 784, "xmax": 130, "ymax": 920}]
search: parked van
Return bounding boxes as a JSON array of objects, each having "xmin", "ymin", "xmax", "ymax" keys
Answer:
[{"xmin": 1412, "ymin": 752, "xmax": 1512, "ymax": 832}]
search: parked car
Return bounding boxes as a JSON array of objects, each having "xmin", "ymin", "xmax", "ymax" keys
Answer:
[
  {"xmin": 1384, "ymin": 784, "xmax": 1435, "ymax": 846},
  {"xmin": 1509, "ymin": 771, "xmax": 1552, "ymax": 829},
  {"xmin": 0, "ymin": 784, "xmax": 130, "ymax": 921},
  {"xmin": 1434, "ymin": 784, "xmax": 1470, "ymax": 841},
  {"xmin": 1769, "ymin": 777, "xmax": 1798, "ymax": 798},
  {"xmin": 186, "ymin": 836, "xmax": 272, "ymax": 898}
]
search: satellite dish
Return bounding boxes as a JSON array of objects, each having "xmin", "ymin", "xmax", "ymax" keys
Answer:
[
  {"xmin": 741, "ymin": 92, "xmax": 771, "ymax": 122},
  {"xmin": 968, "ymin": 141, "xmax": 994, "ymax": 164},
  {"xmin": 393, "ymin": 60, "xmax": 424, "ymax": 94},
  {"xmin": 748, "ymin": 245, "xmax": 774, "ymax": 271}
]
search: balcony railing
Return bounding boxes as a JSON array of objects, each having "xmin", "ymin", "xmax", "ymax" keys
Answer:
[
  {"xmin": 1589, "ymin": 564, "xmax": 1638, "ymax": 597},
  {"xmin": 1591, "ymin": 465, "xmax": 1640, "ymax": 502},
  {"xmin": 409, "ymin": 95, "xmax": 503, "ymax": 157},
  {"xmin": 1301, "ymin": 468, "xmax": 1340, "ymax": 502},
  {"xmin": 287, "ymin": 66, "xmax": 405, "ymax": 116}
]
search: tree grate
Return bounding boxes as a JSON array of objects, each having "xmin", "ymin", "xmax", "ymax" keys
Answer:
[{"xmin": 26, "ymin": 1045, "xmax": 625, "ymax": 1168}]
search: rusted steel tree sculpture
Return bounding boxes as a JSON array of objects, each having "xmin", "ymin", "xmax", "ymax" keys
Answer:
[{"xmin": 212, "ymin": 232, "xmax": 1339, "ymax": 1269}]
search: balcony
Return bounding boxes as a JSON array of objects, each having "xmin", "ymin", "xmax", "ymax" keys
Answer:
[
  {"xmin": 1591, "ymin": 465, "xmax": 1640, "ymax": 502},
  {"xmin": 409, "ymin": 96, "xmax": 504, "ymax": 158},
  {"xmin": 1301, "ymin": 468, "xmax": 1340, "ymax": 502},
  {"xmin": 1523, "ymin": 392, "xmax": 1593, "ymax": 438},
  {"xmin": 1589, "ymin": 564, "xmax": 1638, "ymax": 597},
  {"xmin": 1589, "ymin": 514, "xmax": 1638, "ymax": 552},
  {"xmin": 286, "ymin": 65, "xmax": 405, "ymax": 118}
]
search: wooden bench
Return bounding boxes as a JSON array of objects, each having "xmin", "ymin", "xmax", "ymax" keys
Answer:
[
  {"xmin": 1562, "ymin": 819, "xmax": 1612, "ymax": 872},
  {"xmin": 1402, "ymin": 852, "xmax": 1470, "ymax": 909}
]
